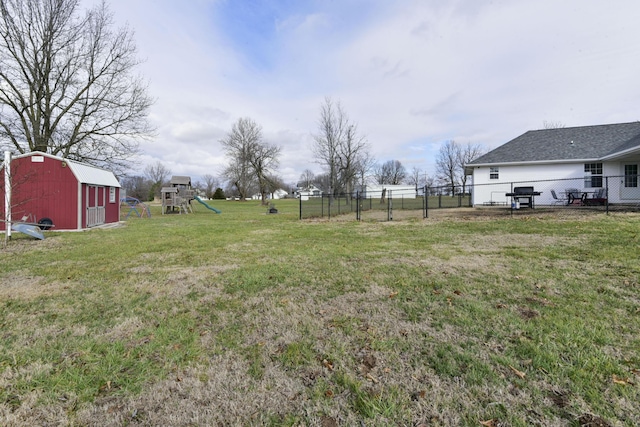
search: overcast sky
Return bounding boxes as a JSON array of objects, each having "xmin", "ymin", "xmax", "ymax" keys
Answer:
[{"xmin": 96, "ymin": 0, "xmax": 640, "ymax": 185}]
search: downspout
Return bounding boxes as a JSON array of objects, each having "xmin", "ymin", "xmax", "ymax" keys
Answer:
[{"xmin": 4, "ymin": 151, "xmax": 11, "ymax": 242}]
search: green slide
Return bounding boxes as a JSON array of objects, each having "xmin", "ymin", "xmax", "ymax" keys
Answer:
[{"xmin": 194, "ymin": 196, "xmax": 221, "ymax": 214}]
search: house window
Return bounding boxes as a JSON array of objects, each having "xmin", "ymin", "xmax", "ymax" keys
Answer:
[
  {"xmin": 489, "ymin": 167, "xmax": 499, "ymax": 180},
  {"xmin": 109, "ymin": 187, "xmax": 116, "ymax": 203},
  {"xmin": 584, "ymin": 163, "xmax": 603, "ymax": 188},
  {"xmin": 625, "ymin": 164, "xmax": 638, "ymax": 188}
]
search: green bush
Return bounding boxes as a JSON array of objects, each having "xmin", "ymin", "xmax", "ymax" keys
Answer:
[{"xmin": 212, "ymin": 187, "xmax": 226, "ymax": 199}]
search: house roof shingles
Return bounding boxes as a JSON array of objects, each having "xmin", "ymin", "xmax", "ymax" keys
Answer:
[{"xmin": 468, "ymin": 122, "xmax": 640, "ymax": 165}]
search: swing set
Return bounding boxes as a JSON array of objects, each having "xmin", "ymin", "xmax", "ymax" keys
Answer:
[{"xmin": 121, "ymin": 197, "xmax": 151, "ymax": 219}]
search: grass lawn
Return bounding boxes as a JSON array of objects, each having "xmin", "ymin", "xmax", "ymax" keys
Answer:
[{"xmin": 1, "ymin": 199, "xmax": 639, "ymax": 426}]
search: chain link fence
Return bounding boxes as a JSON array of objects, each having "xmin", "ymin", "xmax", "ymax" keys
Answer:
[{"xmin": 299, "ymin": 175, "xmax": 640, "ymax": 220}]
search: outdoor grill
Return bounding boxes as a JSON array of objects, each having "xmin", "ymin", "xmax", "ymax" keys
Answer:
[{"xmin": 506, "ymin": 186, "xmax": 542, "ymax": 209}]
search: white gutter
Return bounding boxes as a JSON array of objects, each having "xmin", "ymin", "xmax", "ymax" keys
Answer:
[
  {"xmin": 467, "ymin": 158, "xmax": 601, "ymax": 168},
  {"xmin": 600, "ymin": 146, "xmax": 640, "ymax": 161}
]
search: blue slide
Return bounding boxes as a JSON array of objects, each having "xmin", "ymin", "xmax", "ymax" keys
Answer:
[{"xmin": 194, "ymin": 196, "xmax": 221, "ymax": 214}]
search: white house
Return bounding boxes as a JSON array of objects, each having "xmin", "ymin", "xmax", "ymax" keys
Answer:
[
  {"xmin": 358, "ymin": 184, "xmax": 417, "ymax": 200},
  {"xmin": 251, "ymin": 188, "xmax": 290, "ymax": 200},
  {"xmin": 466, "ymin": 122, "xmax": 640, "ymax": 206},
  {"xmin": 295, "ymin": 184, "xmax": 323, "ymax": 200}
]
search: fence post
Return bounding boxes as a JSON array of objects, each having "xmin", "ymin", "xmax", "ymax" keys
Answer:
[
  {"xmin": 424, "ymin": 185, "xmax": 429, "ymax": 218},
  {"xmin": 510, "ymin": 182, "xmax": 514, "ymax": 216},
  {"xmin": 356, "ymin": 191, "xmax": 361, "ymax": 221},
  {"xmin": 299, "ymin": 195, "xmax": 302, "ymax": 220},
  {"xmin": 388, "ymin": 190, "xmax": 393, "ymax": 221},
  {"xmin": 605, "ymin": 177, "xmax": 609, "ymax": 215}
]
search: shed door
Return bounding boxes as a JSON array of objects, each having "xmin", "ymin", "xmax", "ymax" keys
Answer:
[{"xmin": 86, "ymin": 185, "xmax": 106, "ymax": 227}]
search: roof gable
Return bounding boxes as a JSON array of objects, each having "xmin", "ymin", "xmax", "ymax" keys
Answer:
[{"xmin": 469, "ymin": 122, "xmax": 640, "ymax": 165}]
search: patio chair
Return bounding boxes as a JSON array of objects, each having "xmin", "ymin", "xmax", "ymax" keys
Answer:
[
  {"xmin": 592, "ymin": 188, "xmax": 605, "ymax": 199},
  {"xmin": 550, "ymin": 189, "xmax": 568, "ymax": 205},
  {"xmin": 583, "ymin": 188, "xmax": 608, "ymax": 206}
]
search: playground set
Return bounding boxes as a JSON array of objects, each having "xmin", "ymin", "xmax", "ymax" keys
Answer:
[{"xmin": 161, "ymin": 176, "xmax": 221, "ymax": 215}]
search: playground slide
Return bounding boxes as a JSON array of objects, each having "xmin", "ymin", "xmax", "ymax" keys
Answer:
[{"xmin": 194, "ymin": 196, "xmax": 222, "ymax": 214}]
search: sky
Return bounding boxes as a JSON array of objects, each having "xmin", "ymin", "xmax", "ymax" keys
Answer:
[{"xmin": 92, "ymin": 0, "xmax": 640, "ymax": 186}]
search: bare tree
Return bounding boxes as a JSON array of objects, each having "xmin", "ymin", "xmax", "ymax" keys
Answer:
[
  {"xmin": 221, "ymin": 117, "xmax": 280, "ymax": 204},
  {"xmin": 354, "ymin": 150, "xmax": 375, "ymax": 191},
  {"xmin": 265, "ymin": 174, "xmax": 287, "ymax": 198},
  {"xmin": 144, "ymin": 161, "xmax": 170, "ymax": 199},
  {"xmin": 201, "ymin": 174, "xmax": 219, "ymax": 199},
  {"xmin": 542, "ymin": 120, "xmax": 566, "ymax": 129},
  {"xmin": 298, "ymin": 169, "xmax": 315, "ymax": 189},
  {"xmin": 247, "ymin": 138, "xmax": 281, "ymax": 205},
  {"xmin": 458, "ymin": 142, "xmax": 484, "ymax": 194},
  {"xmin": 407, "ymin": 166, "xmax": 425, "ymax": 187},
  {"xmin": 373, "ymin": 160, "xmax": 406, "ymax": 185},
  {"xmin": 312, "ymin": 97, "xmax": 346, "ymax": 197},
  {"xmin": 121, "ymin": 175, "xmax": 152, "ymax": 201},
  {"xmin": 385, "ymin": 160, "xmax": 406, "ymax": 185},
  {"xmin": 436, "ymin": 140, "xmax": 459, "ymax": 195},
  {"xmin": 0, "ymin": 0, "xmax": 154, "ymax": 174},
  {"xmin": 313, "ymin": 173, "xmax": 331, "ymax": 194},
  {"xmin": 312, "ymin": 97, "xmax": 370, "ymax": 198},
  {"xmin": 221, "ymin": 118, "xmax": 257, "ymax": 201},
  {"xmin": 336, "ymin": 123, "xmax": 369, "ymax": 197}
]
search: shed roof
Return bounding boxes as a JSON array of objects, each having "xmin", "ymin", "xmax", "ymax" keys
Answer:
[
  {"xmin": 67, "ymin": 159, "xmax": 121, "ymax": 187},
  {"xmin": 8, "ymin": 151, "xmax": 121, "ymax": 187},
  {"xmin": 468, "ymin": 122, "xmax": 640, "ymax": 166}
]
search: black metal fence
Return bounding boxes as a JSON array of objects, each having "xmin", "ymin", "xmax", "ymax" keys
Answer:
[
  {"xmin": 299, "ymin": 175, "xmax": 640, "ymax": 220},
  {"xmin": 300, "ymin": 187, "xmax": 442, "ymax": 221}
]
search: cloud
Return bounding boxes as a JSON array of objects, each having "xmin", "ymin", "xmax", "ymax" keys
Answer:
[{"xmin": 93, "ymin": 0, "xmax": 640, "ymax": 183}]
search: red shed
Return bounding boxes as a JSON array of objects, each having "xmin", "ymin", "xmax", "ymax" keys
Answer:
[{"xmin": 1, "ymin": 151, "xmax": 121, "ymax": 231}]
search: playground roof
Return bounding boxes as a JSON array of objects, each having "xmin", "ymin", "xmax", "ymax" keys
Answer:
[{"xmin": 170, "ymin": 176, "xmax": 191, "ymax": 186}]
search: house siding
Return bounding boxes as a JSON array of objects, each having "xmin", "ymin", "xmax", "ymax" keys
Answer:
[{"xmin": 471, "ymin": 161, "xmax": 636, "ymax": 205}]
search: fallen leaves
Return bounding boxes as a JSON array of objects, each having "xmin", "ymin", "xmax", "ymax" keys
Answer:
[
  {"xmin": 322, "ymin": 359, "xmax": 334, "ymax": 371},
  {"xmin": 509, "ymin": 365, "xmax": 526, "ymax": 379},
  {"xmin": 612, "ymin": 374, "xmax": 634, "ymax": 386}
]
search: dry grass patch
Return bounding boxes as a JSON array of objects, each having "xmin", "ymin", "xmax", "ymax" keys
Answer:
[
  {"xmin": 1, "ymin": 204, "xmax": 639, "ymax": 426},
  {"xmin": 0, "ymin": 272, "xmax": 70, "ymax": 300}
]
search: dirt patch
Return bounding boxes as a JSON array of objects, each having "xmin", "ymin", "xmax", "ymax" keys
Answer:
[{"xmin": 577, "ymin": 413, "xmax": 612, "ymax": 426}]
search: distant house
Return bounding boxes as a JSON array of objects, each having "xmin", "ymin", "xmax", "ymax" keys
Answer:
[
  {"xmin": 1, "ymin": 151, "xmax": 121, "ymax": 230},
  {"xmin": 357, "ymin": 184, "xmax": 417, "ymax": 200},
  {"xmin": 250, "ymin": 188, "xmax": 290, "ymax": 200},
  {"xmin": 466, "ymin": 122, "xmax": 640, "ymax": 205},
  {"xmin": 271, "ymin": 188, "xmax": 289, "ymax": 199},
  {"xmin": 296, "ymin": 185, "xmax": 323, "ymax": 200}
]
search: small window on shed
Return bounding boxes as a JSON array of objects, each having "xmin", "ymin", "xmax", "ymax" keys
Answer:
[
  {"xmin": 489, "ymin": 167, "xmax": 499, "ymax": 180},
  {"xmin": 109, "ymin": 187, "xmax": 116, "ymax": 203}
]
